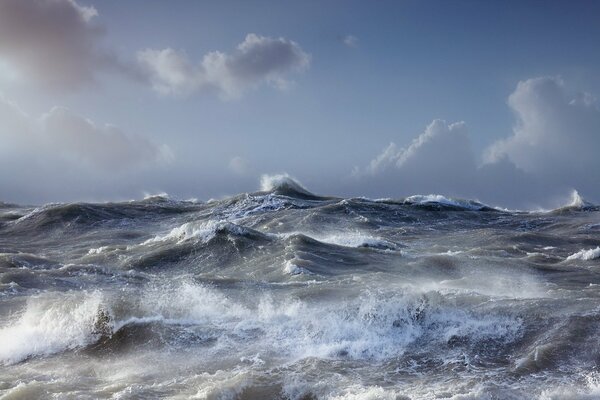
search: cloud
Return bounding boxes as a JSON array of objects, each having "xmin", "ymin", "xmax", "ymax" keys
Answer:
[
  {"xmin": 0, "ymin": 2, "xmax": 308, "ymax": 97},
  {"xmin": 353, "ymin": 120, "xmax": 479, "ymax": 197},
  {"xmin": 352, "ymin": 77, "xmax": 600, "ymax": 208},
  {"xmin": 0, "ymin": 0, "xmax": 135, "ymax": 91},
  {"xmin": 485, "ymin": 77, "xmax": 600, "ymax": 189},
  {"xmin": 137, "ymin": 33, "xmax": 310, "ymax": 99},
  {"xmin": 0, "ymin": 95, "xmax": 172, "ymax": 202},
  {"xmin": 343, "ymin": 35, "xmax": 358, "ymax": 47},
  {"xmin": 41, "ymin": 107, "xmax": 172, "ymax": 170}
]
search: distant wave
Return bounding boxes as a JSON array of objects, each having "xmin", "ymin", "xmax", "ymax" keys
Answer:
[
  {"xmin": 566, "ymin": 247, "xmax": 600, "ymax": 261},
  {"xmin": 279, "ymin": 231, "xmax": 400, "ymax": 251},
  {"xmin": 401, "ymin": 194, "xmax": 494, "ymax": 211},
  {"xmin": 259, "ymin": 173, "xmax": 323, "ymax": 200},
  {"xmin": 141, "ymin": 220, "xmax": 270, "ymax": 246},
  {"xmin": 551, "ymin": 190, "xmax": 598, "ymax": 213}
]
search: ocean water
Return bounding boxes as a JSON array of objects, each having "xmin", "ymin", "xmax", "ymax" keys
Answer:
[{"xmin": 1, "ymin": 177, "xmax": 600, "ymax": 399}]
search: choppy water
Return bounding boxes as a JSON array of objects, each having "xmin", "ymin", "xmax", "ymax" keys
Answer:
[{"xmin": 1, "ymin": 177, "xmax": 600, "ymax": 399}]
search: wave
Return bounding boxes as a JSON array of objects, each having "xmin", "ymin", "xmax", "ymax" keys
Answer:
[
  {"xmin": 0, "ymin": 282, "xmax": 524, "ymax": 365},
  {"xmin": 400, "ymin": 194, "xmax": 495, "ymax": 211},
  {"xmin": 259, "ymin": 174, "xmax": 324, "ymax": 200},
  {"xmin": 566, "ymin": 247, "xmax": 600, "ymax": 261},
  {"xmin": 280, "ymin": 231, "xmax": 400, "ymax": 251},
  {"xmin": 0, "ymin": 291, "xmax": 105, "ymax": 365},
  {"xmin": 9, "ymin": 200, "xmax": 202, "ymax": 232},
  {"xmin": 141, "ymin": 220, "xmax": 270, "ymax": 246},
  {"xmin": 552, "ymin": 190, "xmax": 599, "ymax": 213}
]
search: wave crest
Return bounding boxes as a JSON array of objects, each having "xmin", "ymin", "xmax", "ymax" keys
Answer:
[{"xmin": 259, "ymin": 174, "xmax": 320, "ymax": 199}]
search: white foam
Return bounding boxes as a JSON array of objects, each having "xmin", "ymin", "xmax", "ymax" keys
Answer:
[
  {"xmin": 566, "ymin": 189, "xmax": 594, "ymax": 209},
  {"xmin": 566, "ymin": 247, "xmax": 600, "ymax": 261},
  {"xmin": 259, "ymin": 173, "xmax": 314, "ymax": 197},
  {"xmin": 327, "ymin": 386, "xmax": 399, "ymax": 400},
  {"xmin": 538, "ymin": 372, "xmax": 600, "ymax": 400},
  {"xmin": 141, "ymin": 220, "xmax": 249, "ymax": 245},
  {"xmin": 0, "ymin": 291, "xmax": 104, "ymax": 365},
  {"xmin": 87, "ymin": 245, "xmax": 111, "ymax": 255},
  {"xmin": 279, "ymin": 231, "xmax": 399, "ymax": 251},
  {"xmin": 283, "ymin": 259, "xmax": 313, "ymax": 275},
  {"xmin": 315, "ymin": 232, "xmax": 398, "ymax": 250},
  {"xmin": 133, "ymin": 282, "xmax": 522, "ymax": 363},
  {"xmin": 142, "ymin": 192, "xmax": 170, "ymax": 201},
  {"xmin": 404, "ymin": 194, "xmax": 489, "ymax": 210}
]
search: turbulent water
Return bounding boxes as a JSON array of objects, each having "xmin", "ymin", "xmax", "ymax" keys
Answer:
[{"xmin": 1, "ymin": 177, "xmax": 600, "ymax": 399}]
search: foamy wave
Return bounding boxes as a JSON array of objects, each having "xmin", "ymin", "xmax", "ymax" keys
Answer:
[
  {"xmin": 279, "ymin": 231, "xmax": 400, "ymax": 251},
  {"xmin": 141, "ymin": 220, "xmax": 254, "ymax": 245},
  {"xmin": 538, "ymin": 372, "xmax": 600, "ymax": 400},
  {"xmin": 259, "ymin": 173, "xmax": 317, "ymax": 198},
  {"xmin": 327, "ymin": 386, "xmax": 399, "ymax": 400},
  {"xmin": 403, "ymin": 194, "xmax": 491, "ymax": 211},
  {"xmin": 566, "ymin": 247, "xmax": 600, "ymax": 261},
  {"xmin": 142, "ymin": 192, "xmax": 171, "ymax": 201},
  {"xmin": 133, "ymin": 282, "xmax": 521, "ymax": 362},
  {"xmin": 283, "ymin": 259, "xmax": 313, "ymax": 275},
  {"xmin": 552, "ymin": 190, "xmax": 598, "ymax": 212},
  {"xmin": 313, "ymin": 232, "xmax": 399, "ymax": 250},
  {"xmin": 0, "ymin": 291, "xmax": 105, "ymax": 365}
]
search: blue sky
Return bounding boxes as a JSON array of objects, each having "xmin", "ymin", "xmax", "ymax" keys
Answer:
[{"xmin": 1, "ymin": 0, "xmax": 600, "ymax": 208}]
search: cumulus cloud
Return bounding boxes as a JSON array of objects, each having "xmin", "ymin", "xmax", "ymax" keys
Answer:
[
  {"xmin": 366, "ymin": 120, "xmax": 474, "ymax": 175},
  {"xmin": 0, "ymin": 0, "xmax": 136, "ymax": 91},
  {"xmin": 137, "ymin": 33, "xmax": 310, "ymax": 98},
  {"xmin": 485, "ymin": 77, "xmax": 600, "ymax": 190},
  {"xmin": 353, "ymin": 120, "xmax": 480, "ymax": 198},
  {"xmin": 352, "ymin": 77, "xmax": 600, "ymax": 208}
]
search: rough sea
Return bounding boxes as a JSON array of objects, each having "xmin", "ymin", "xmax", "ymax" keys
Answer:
[{"xmin": 1, "ymin": 176, "xmax": 600, "ymax": 399}]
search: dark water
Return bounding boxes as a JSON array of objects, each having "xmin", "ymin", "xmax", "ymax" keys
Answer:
[{"xmin": 1, "ymin": 177, "xmax": 600, "ymax": 399}]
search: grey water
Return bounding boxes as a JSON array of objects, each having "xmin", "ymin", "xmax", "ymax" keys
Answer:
[{"xmin": 1, "ymin": 177, "xmax": 600, "ymax": 399}]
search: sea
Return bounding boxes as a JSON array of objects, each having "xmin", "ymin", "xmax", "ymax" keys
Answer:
[{"xmin": 1, "ymin": 176, "xmax": 600, "ymax": 399}]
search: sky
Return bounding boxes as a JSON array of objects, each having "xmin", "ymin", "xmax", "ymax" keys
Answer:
[{"xmin": 1, "ymin": 0, "xmax": 600, "ymax": 209}]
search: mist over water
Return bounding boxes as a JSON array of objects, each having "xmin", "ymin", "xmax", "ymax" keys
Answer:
[{"xmin": 1, "ymin": 176, "xmax": 600, "ymax": 399}]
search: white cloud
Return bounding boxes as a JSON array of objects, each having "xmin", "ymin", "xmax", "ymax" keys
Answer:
[
  {"xmin": 0, "ymin": 0, "xmax": 135, "ymax": 91},
  {"xmin": 353, "ymin": 77, "xmax": 600, "ymax": 208},
  {"xmin": 0, "ymin": 95, "xmax": 174, "ymax": 202},
  {"xmin": 354, "ymin": 120, "xmax": 478, "ymax": 196},
  {"xmin": 138, "ymin": 33, "xmax": 310, "ymax": 99},
  {"xmin": 42, "ymin": 107, "xmax": 172, "ymax": 170},
  {"xmin": 359, "ymin": 120, "xmax": 474, "ymax": 177},
  {"xmin": 0, "ymin": 2, "xmax": 309, "ymax": 98},
  {"xmin": 485, "ymin": 76, "xmax": 600, "ymax": 183},
  {"xmin": 343, "ymin": 35, "xmax": 358, "ymax": 47},
  {"xmin": 0, "ymin": 96, "xmax": 170, "ymax": 171}
]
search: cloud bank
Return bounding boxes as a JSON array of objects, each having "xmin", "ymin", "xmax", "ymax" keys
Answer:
[
  {"xmin": 352, "ymin": 77, "xmax": 600, "ymax": 209},
  {"xmin": 0, "ymin": 95, "xmax": 171, "ymax": 203},
  {"xmin": 137, "ymin": 34, "xmax": 310, "ymax": 99}
]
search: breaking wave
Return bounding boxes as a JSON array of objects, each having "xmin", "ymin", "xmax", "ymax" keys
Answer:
[
  {"xmin": 260, "ymin": 173, "xmax": 323, "ymax": 199},
  {"xmin": 1, "ymin": 176, "xmax": 600, "ymax": 398},
  {"xmin": 566, "ymin": 247, "xmax": 600, "ymax": 261}
]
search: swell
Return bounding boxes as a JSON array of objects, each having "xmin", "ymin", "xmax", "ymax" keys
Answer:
[{"xmin": 7, "ymin": 200, "xmax": 204, "ymax": 233}]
